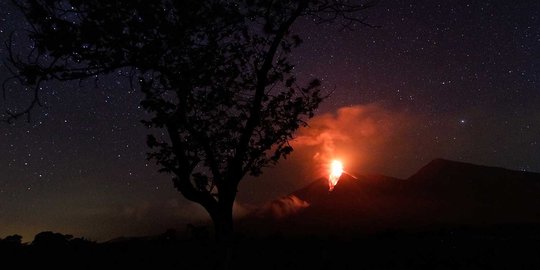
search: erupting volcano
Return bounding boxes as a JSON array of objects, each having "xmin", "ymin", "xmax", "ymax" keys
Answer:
[
  {"xmin": 242, "ymin": 159, "xmax": 540, "ymax": 237},
  {"xmin": 328, "ymin": 160, "xmax": 344, "ymax": 191}
]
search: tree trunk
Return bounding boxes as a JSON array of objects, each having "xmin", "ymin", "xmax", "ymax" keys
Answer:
[
  {"xmin": 210, "ymin": 196, "xmax": 236, "ymax": 269},
  {"xmin": 211, "ymin": 199, "xmax": 235, "ymax": 243}
]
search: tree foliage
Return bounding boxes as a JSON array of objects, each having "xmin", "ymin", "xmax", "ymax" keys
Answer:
[{"xmin": 4, "ymin": 0, "xmax": 376, "ymax": 240}]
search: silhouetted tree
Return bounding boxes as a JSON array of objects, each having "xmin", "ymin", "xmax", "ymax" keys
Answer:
[
  {"xmin": 4, "ymin": 0, "xmax": 376, "ymax": 242},
  {"xmin": 1, "ymin": 234, "xmax": 23, "ymax": 245},
  {"xmin": 32, "ymin": 231, "xmax": 73, "ymax": 249},
  {"xmin": 0, "ymin": 234, "xmax": 24, "ymax": 251}
]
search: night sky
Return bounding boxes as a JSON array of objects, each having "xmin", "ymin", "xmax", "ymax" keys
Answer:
[{"xmin": 1, "ymin": 0, "xmax": 539, "ymax": 241}]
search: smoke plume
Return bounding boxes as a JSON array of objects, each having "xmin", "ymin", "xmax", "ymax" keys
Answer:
[
  {"xmin": 238, "ymin": 103, "xmax": 419, "ymax": 204},
  {"xmin": 292, "ymin": 103, "xmax": 415, "ymax": 179}
]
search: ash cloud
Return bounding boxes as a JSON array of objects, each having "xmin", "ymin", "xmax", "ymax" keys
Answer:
[
  {"xmin": 254, "ymin": 195, "xmax": 310, "ymax": 219},
  {"xmin": 292, "ymin": 104, "xmax": 416, "ymax": 179},
  {"xmin": 239, "ymin": 103, "xmax": 420, "ymax": 204}
]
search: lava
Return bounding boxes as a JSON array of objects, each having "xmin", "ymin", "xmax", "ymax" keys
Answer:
[{"xmin": 328, "ymin": 160, "xmax": 343, "ymax": 191}]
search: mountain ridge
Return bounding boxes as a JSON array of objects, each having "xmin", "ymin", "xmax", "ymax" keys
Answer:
[
  {"xmin": 408, "ymin": 158, "xmax": 540, "ymax": 182},
  {"xmin": 239, "ymin": 158, "xmax": 540, "ymax": 236}
]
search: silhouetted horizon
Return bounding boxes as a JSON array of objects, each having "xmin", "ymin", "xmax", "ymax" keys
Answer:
[{"xmin": 4, "ymin": 158, "xmax": 538, "ymax": 242}]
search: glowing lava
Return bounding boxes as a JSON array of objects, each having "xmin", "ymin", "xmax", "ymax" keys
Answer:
[{"xmin": 328, "ymin": 160, "xmax": 344, "ymax": 191}]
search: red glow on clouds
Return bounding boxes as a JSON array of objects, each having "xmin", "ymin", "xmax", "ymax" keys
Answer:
[{"xmin": 291, "ymin": 104, "xmax": 415, "ymax": 180}]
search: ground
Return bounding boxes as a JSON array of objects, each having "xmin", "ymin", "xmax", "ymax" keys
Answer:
[{"xmin": 1, "ymin": 224, "xmax": 539, "ymax": 269}]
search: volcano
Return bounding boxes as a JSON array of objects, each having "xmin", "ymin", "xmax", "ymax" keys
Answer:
[{"xmin": 240, "ymin": 159, "xmax": 540, "ymax": 236}]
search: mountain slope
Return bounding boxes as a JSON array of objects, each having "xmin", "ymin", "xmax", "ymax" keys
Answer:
[{"xmin": 240, "ymin": 159, "xmax": 540, "ymax": 235}]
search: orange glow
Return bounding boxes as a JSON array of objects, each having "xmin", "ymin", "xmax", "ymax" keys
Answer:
[{"xmin": 328, "ymin": 160, "xmax": 343, "ymax": 191}]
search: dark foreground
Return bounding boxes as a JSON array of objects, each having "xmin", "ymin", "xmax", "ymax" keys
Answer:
[{"xmin": 1, "ymin": 224, "xmax": 539, "ymax": 269}]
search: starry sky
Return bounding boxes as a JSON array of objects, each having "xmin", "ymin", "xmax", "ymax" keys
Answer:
[{"xmin": 1, "ymin": 0, "xmax": 539, "ymax": 241}]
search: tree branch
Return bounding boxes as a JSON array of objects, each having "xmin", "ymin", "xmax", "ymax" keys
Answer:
[
  {"xmin": 231, "ymin": 0, "xmax": 309, "ymax": 182},
  {"xmin": 166, "ymin": 120, "xmax": 217, "ymax": 209}
]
